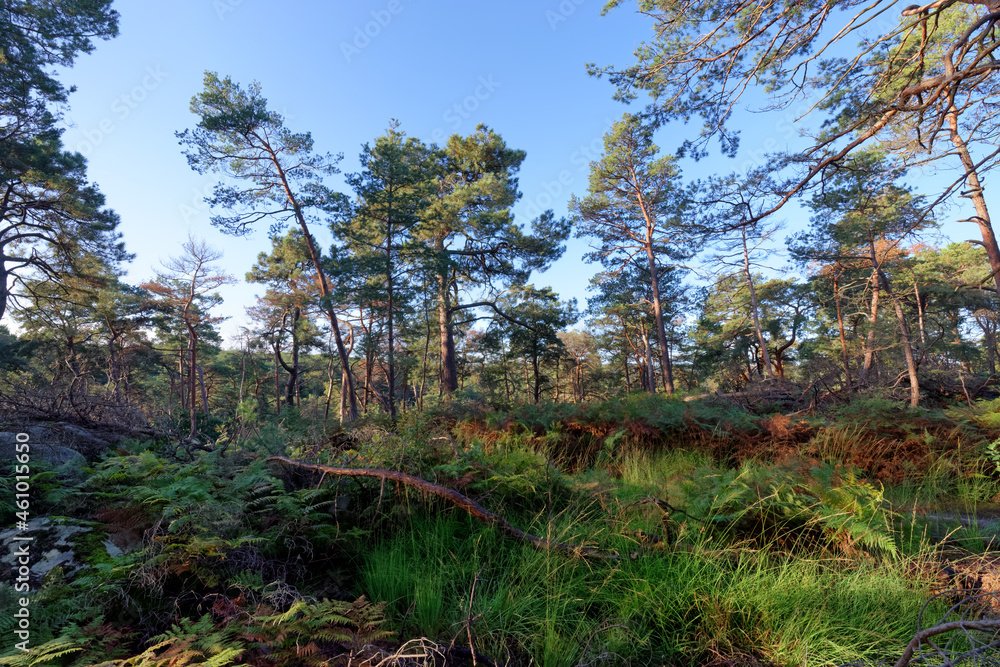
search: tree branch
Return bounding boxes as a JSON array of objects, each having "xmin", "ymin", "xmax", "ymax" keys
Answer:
[{"xmin": 266, "ymin": 456, "xmax": 617, "ymax": 560}]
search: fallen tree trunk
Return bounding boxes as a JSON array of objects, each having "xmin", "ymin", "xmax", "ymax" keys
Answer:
[{"xmin": 266, "ymin": 456, "xmax": 617, "ymax": 560}]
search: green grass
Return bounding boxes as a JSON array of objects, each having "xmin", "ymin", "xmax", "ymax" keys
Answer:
[
  {"xmin": 12, "ymin": 394, "xmax": 1000, "ymax": 667},
  {"xmin": 356, "ymin": 495, "xmax": 943, "ymax": 666}
]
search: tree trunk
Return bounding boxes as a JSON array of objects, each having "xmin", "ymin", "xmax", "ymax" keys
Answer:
[
  {"xmin": 503, "ymin": 351, "xmax": 512, "ymax": 402},
  {"xmin": 197, "ymin": 364, "xmax": 209, "ymax": 414},
  {"xmin": 947, "ymin": 105, "xmax": 1000, "ymax": 299},
  {"xmin": 279, "ymin": 306, "xmax": 300, "ymax": 408},
  {"xmin": 186, "ymin": 325, "xmax": 198, "ymax": 439},
  {"xmin": 642, "ymin": 328, "xmax": 656, "ymax": 393},
  {"xmin": 881, "ymin": 272, "xmax": 921, "ymax": 407},
  {"xmin": 742, "ymin": 228, "xmax": 774, "ymax": 381},
  {"xmin": 385, "ymin": 225, "xmax": 397, "ymax": 420},
  {"xmin": 861, "ymin": 269, "xmax": 881, "ymax": 382},
  {"xmin": 986, "ymin": 316, "xmax": 997, "ymax": 376},
  {"xmin": 833, "ymin": 271, "xmax": 854, "ymax": 389},
  {"xmin": 268, "ymin": 456, "xmax": 617, "ymax": 560},
  {"xmin": 438, "ymin": 271, "xmax": 459, "ymax": 394},
  {"xmin": 340, "ymin": 368, "xmax": 351, "ymax": 424},
  {"xmin": 622, "ymin": 336, "xmax": 632, "ymax": 394},
  {"xmin": 532, "ymin": 350, "xmax": 541, "ymax": 404},
  {"xmin": 0, "ymin": 259, "xmax": 7, "ymax": 322},
  {"xmin": 869, "ymin": 241, "xmax": 920, "ymax": 407},
  {"xmin": 324, "ymin": 350, "xmax": 336, "ymax": 420},
  {"xmin": 274, "ymin": 348, "xmax": 281, "ymax": 416},
  {"xmin": 977, "ymin": 312, "xmax": 999, "ymax": 376},
  {"xmin": 912, "ymin": 274, "xmax": 927, "ymax": 347},
  {"xmin": 645, "ymin": 240, "xmax": 675, "ymax": 394},
  {"xmin": 632, "ymin": 171, "xmax": 675, "ymax": 395},
  {"xmin": 419, "ymin": 306, "xmax": 431, "ymax": 411},
  {"xmin": 554, "ymin": 359, "xmax": 561, "ymax": 401},
  {"xmin": 268, "ymin": 149, "xmax": 358, "ymax": 421}
]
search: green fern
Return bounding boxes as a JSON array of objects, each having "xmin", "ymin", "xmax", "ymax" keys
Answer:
[
  {"xmin": 245, "ymin": 597, "xmax": 391, "ymax": 664},
  {"xmin": 0, "ymin": 641, "xmax": 84, "ymax": 667},
  {"xmin": 121, "ymin": 616, "xmax": 246, "ymax": 667},
  {"xmin": 680, "ymin": 461, "xmax": 899, "ymax": 557}
]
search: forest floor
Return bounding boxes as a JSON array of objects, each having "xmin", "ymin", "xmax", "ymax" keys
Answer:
[{"xmin": 2, "ymin": 390, "xmax": 1000, "ymax": 666}]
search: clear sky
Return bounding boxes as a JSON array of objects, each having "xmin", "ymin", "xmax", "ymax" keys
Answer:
[{"xmin": 41, "ymin": 1, "xmax": 994, "ymax": 343}]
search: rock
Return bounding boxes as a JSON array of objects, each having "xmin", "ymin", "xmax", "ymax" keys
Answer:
[
  {"xmin": 0, "ymin": 421, "xmax": 116, "ymax": 473},
  {"xmin": 0, "ymin": 431, "xmax": 86, "ymax": 470},
  {"xmin": 103, "ymin": 539, "xmax": 125, "ymax": 559},
  {"xmin": 57, "ymin": 423, "xmax": 111, "ymax": 454},
  {"xmin": 0, "ymin": 518, "xmax": 91, "ymax": 580}
]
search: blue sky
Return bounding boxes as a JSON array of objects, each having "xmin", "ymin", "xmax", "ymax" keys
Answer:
[{"xmin": 44, "ymin": 1, "xmax": 991, "ymax": 343}]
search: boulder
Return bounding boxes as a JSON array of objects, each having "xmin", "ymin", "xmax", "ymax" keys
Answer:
[
  {"xmin": 0, "ymin": 422, "xmax": 114, "ymax": 473},
  {"xmin": 0, "ymin": 518, "xmax": 91, "ymax": 580},
  {"xmin": 0, "ymin": 431, "xmax": 85, "ymax": 469}
]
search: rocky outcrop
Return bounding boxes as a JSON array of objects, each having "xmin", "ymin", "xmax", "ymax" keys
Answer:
[
  {"xmin": 0, "ymin": 422, "xmax": 116, "ymax": 473},
  {"xmin": 0, "ymin": 518, "xmax": 91, "ymax": 580},
  {"xmin": 0, "ymin": 517, "xmax": 132, "ymax": 585}
]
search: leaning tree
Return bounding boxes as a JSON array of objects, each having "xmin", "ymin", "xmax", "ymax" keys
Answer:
[{"xmin": 177, "ymin": 72, "xmax": 361, "ymax": 421}]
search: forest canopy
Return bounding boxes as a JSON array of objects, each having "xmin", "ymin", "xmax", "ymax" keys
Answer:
[{"xmin": 3, "ymin": 2, "xmax": 1000, "ymax": 665}]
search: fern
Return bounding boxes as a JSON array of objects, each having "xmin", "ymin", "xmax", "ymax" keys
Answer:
[
  {"xmin": 680, "ymin": 461, "xmax": 899, "ymax": 557},
  {"xmin": 245, "ymin": 597, "xmax": 391, "ymax": 665},
  {"xmin": 0, "ymin": 641, "xmax": 84, "ymax": 667},
  {"xmin": 118, "ymin": 616, "xmax": 246, "ymax": 667}
]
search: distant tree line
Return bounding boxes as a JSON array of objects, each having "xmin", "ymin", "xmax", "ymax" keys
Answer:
[{"xmin": 3, "ymin": 0, "xmax": 999, "ymax": 437}]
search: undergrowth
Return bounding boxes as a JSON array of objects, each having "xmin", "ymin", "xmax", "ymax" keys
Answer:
[{"xmin": 3, "ymin": 394, "xmax": 1000, "ymax": 666}]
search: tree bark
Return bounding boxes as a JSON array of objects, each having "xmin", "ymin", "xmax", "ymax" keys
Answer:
[
  {"xmin": 642, "ymin": 327, "xmax": 656, "ymax": 392},
  {"xmin": 186, "ymin": 324, "xmax": 198, "ymax": 439},
  {"xmin": 532, "ymin": 349, "xmax": 541, "ymax": 404},
  {"xmin": 262, "ymin": 136, "xmax": 358, "ymax": 421},
  {"xmin": 861, "ymin": 268, "xmax": 881, "ymax": 382},
  {"xmin": 419, "ymin": 305, "xmax": 431, "ymax": 411},
  {"xmin": 197, "ymin": 364, "xmax": 209, "ymax": 414},
  {"xmin": 385, "ymin": 218, "xmax": 397, "ymax": 421},
  {"xmin": 742, "ymin": 227, "xmax": 774, "ymax": 381},
  {"xmin": 832, "ymin": 271, "xmax": 853, "ymax": 389},
  {"xmin": 275, "ymin": 307, "xmax": 300, "ymax": 408},
  {"xmin": 438, "ymin": 269, "xmax": 459, "ymax": 394},
  {"xmin": 870, "ymin": 243, "xmax": 921, "ymax": 407},
  {"xmin": 947, "ymin": 105, "xmax": 1000, "ymax": 299},
  {"xmin": 643, "ymin": 221, "xmax": 675, "ymax": 394}
]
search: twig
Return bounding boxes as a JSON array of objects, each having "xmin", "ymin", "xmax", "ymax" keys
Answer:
[
  {"xmin": 397, "ymin": 599, "xmax": 415, "ymax": 644},
  {"xmin": 623, "ymin": 496, "xmax": 707, "ymax": 524},
  {"xmin": 467, "ymin": 570, "xmax": 481, "ymax": 667},
  {"xmin": 577, "ymin": 622, "xmax": 629, "ymax": 667},
  {"xmin": 893, "ymin": 619, "xmax": 1000, "ymax": 667},
  {"xmin": 959, "ymin": 373, "xmax": 973, "ymax": 407}
]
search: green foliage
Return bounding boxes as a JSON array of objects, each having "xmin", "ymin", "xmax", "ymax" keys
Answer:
[
  {"xmin": 0, "ymin": 641, "xmax": 84, "ymax": 667},
  {"xmin": 834, "ymin": 393, "xmax": 915, "ymax": 427},
  {"xmin": 246, "ymin": 597, "xmax": 390, "ymax": 665},
  {"xmin": 13, "ymin": 394, "xmax": 995, "ymax": 666},
  {"xmin": 680, "ymin": 460, "xmax": 899, "ymax": 557},
  {"xmin": 115, "ymin": 616, "xmax": 244, "ymax": 667},
  {"xmin": 360, "ymin": 516, "xmax": 464, "ymax": 638},
  {"xmin": 971, "ymin": 398, "xmax": 1000, "ymax": 429},
  {"xmin": 88, "ymin": 453, "xmax": 264, "ymax": 537}
]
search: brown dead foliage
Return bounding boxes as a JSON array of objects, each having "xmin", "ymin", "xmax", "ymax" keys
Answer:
[
  {"xmin": 759, "ymin": 413, "xmax": 812, "ymax": 443},
  {"xmin": 449, "ymin": 401, "xmax": 987, "ymax": 486}
]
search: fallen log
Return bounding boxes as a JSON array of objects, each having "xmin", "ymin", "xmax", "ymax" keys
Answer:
[{"xmin": 266, "ymin": 456, "xmax": 618, "ymax": 561}]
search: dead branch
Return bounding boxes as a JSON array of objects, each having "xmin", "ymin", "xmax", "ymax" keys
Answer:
[
  {"xmin": 266, "ymin": 456, "xmax": 618, "ymax": 560},
  {"xmin": 893, "ymin": 618, "xmax": 1000, "ymax": 667}
]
